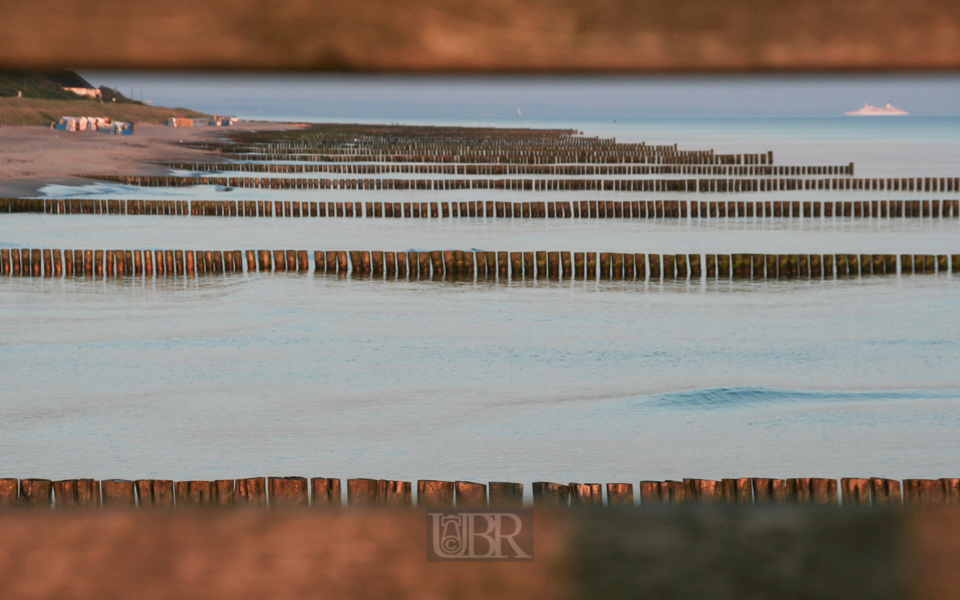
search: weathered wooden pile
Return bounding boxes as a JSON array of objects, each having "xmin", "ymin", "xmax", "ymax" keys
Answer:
[
  {"xmin": 1, "ymin": 476, "xmax": 956, "ymax": 509},
  {"xmin": 163, "ymin": 160, "xmax": 853, "ymax": 177},
  {"xmin": 3, "ymin": 198, "xmax": 958, "ymax": 219},
  {"xmin": 3, "ymin": 248, "xmax": 957, "ymax": 279},
  {"xmin": 77, "ymin": 174, "xmax": 960, "ymax": 193},
  {"xmin": 184, "ymin": 124, "xmax": 756, "ymax": 166},
  {"xmin": 122, "ymin": 125, "xmax": 959, "ymax": 193}
]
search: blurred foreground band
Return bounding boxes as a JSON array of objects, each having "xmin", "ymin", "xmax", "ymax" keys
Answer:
[
  {"xmin": 0, "ymin": 507, "xmax": 957, "ymax": 600},
  {"xmin": 1, "ymin": 0, "xmax": 960, "ymax": 71}
]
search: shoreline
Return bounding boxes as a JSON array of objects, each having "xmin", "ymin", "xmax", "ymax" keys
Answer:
[{"xmin": 0, "ymin": 121, "xmax": 304, "ymax": 197}]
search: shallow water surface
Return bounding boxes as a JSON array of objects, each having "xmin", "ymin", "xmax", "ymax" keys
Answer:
[
  {"xmin": 2, "ymin": 112, "xmax": 959, "ymax": 486},
  {"xmin": 2, "ymin": 212, "xmax": 957, "ymax": 255},
  {"xmin": 2, "ymin": 268, "xmax": 957, "ymax": 483}
]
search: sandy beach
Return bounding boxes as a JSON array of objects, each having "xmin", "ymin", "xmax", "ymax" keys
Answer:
[{"xmin": 0, "ymin": 122, "xmax": 303, "ymax": 197}]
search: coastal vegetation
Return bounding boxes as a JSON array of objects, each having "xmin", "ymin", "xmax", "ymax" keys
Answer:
[
  {"xmin": 0, "ymin": 97, "xmax": 209, "ymax": 126},
  {"xmin": 0, "ymin": 70, "xmax": 208, "ymax": 126}
]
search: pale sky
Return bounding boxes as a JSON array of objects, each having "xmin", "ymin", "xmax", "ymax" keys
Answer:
[{"xmin": 82, "ymin": 72, "xmax": 960, "ymax": 119}]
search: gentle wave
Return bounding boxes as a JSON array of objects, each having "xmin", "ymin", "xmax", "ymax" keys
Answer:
[{"xmin": 645, "ymin": 386, "xmax": 960, "ymax": 409}]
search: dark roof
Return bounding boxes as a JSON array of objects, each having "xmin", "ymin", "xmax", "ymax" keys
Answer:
[{"xmin": 44, "ymin": 69, "xmax": 95, "ymax": 90}]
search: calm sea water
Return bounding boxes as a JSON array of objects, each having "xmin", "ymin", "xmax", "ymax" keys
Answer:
[{"xmin": 2, "ymin": 112, "xmax": 959, "ymax": 491}]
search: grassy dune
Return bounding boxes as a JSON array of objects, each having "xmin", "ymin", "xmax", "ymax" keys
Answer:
[{"xmin": 0, "ymin": 97, "xmax": 208, "ymax": 127}]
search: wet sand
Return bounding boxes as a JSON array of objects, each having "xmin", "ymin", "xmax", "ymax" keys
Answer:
[{"xmin": 0, "ymin": 122, "xmax": 303, "ymax": 197}]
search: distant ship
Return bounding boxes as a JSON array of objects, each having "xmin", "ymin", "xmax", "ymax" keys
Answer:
[{"xmin": 845, "ymin": 103, "xmax": 908, "ymax": 116}]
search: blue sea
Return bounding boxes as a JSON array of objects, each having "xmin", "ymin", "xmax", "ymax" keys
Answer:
[{"xmin": 1, "ymin": 76, "xmax": 958, "ymax": 494}]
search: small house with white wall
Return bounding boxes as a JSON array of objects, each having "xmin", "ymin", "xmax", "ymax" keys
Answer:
[{"xmin": 46, "ymin": 70, "xmax": 102, "ymax": 99}]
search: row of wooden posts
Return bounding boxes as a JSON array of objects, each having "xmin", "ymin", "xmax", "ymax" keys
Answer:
[
  {"xmin": 210, "ymin": 124, "xmax": 769, "ymax": 167},
  {"xmin": 217, "ymin": 135, "xmax": 681, "ymax": 151},
  {"xmin": 0, "ymin": 476, "xmax": 957, "ymax": 509},
  {"xmin": 162, "ymin": 161, "xmax": 852, "ymax": 178},
  {"xmin": 210, "ymin": 150, "xmax": 764, "ymax": 166},
  {"xmin": 6, "ymin": 198, "xmax": 959, "ymax": 220},
  {"xmin": 4, "ymin": 248, "xmax": 957, "ymax": 279},
  {"xmin": 83, "ymin": 174, "xmax": 958, "ymax": 193},
  {"xmin": 214, "ymin": 138, "xmax": 727, "ymax": 156}
]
